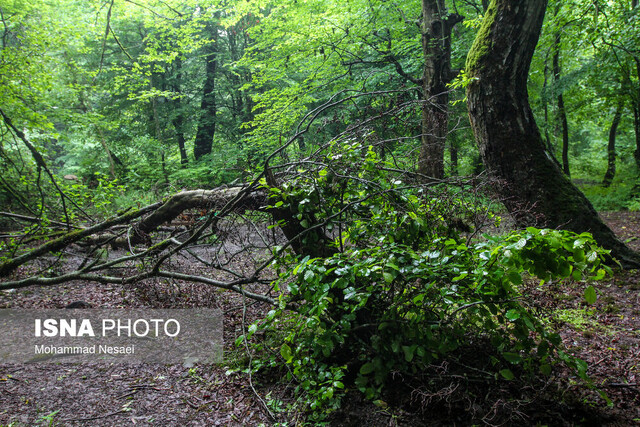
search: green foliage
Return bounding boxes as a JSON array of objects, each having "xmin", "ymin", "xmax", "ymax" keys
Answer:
[
  {"xmin": 59, "ymin": 173, "xmax": 126, "ymax": 217},
  {"xmin": 254, "ymin": 226, "xmax": 608, "ymax": 418},
  {"xmin": 169, "ymin": 151, "xmax": 242, "ymax": 189},
  {"xmin": 576, "ymin": 173, "xmax": 639, "ymax": 211},
  {"xmin": 245, "ymin": 144, "xmax": 611, "ymax": 419}
]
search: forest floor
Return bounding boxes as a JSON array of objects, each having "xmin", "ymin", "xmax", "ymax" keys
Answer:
[{"xmin": 0, "ymin": 211, "xmax": 639, "ymax": 426}]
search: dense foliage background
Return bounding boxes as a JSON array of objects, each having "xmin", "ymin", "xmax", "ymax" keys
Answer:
[
  {"xmin": 1, "ymin": 0, "xmax": 638, "ymax": 212},
  {"xmin": 1, "ymin": 0, "xmax": 639, "ymax": 423}
]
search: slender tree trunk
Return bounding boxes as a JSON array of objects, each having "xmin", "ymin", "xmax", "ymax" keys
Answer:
[
  {"xmin": 553, "ymin": 31, "xmax": 570, "ymax": 176},
  {"xmin": 172, "ymin": 57, "xmax": 188, "ymax": 165},
  {"xmin": 465, "ymin": 0, "xmax": 640, "ymax": 267},
  {"xmin": 174, "ymin": 116, "xmax": 188, "ymax": 166},
  {"xmin": 194, "ymin": 40, "xmax": 218, "ymax": 160},
  {"xmin": 150, "ymin": 95, "xmax": 169, "ymax": 186},
  {"xmin": 632, "ymin": 0, "xmax": 640, "ymax": 170},
  {"xmin": 542, "ymin": 61, "xmax": 554, "ymax": 153},
  {"xmin": 417, "ymin": 0, "xmax": 462, "ymax": 179},
  {"xmin": 603, "ymin": 101, "xmax": 623, "ymax": 187},
  {"xmin": 633, "ymin": 58, "xmax": 640, "ymax": 170},
  {"xmin": 634, "ymin": 104, "xmax": 640, "ymax": 169},
  {"xmin": 96, "ymin": 127, "xmax": 117, "ymax": 179},
  {"xmin": 449, "ymin": 132, "xmax": 459, "ymax": 176}
]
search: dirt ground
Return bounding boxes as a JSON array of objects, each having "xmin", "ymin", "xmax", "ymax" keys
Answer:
[{"xmin": 0, "ymin": 211, "xmax": 639, "ymax": 426}]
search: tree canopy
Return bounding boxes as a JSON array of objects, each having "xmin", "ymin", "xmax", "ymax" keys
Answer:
[{"xmin": 1, "ymin": 0, "xmax": 640, "ymax": 423}]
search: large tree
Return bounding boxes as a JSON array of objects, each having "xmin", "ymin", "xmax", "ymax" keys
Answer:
[
  {"xmin": 465, "ymin": 0, "xmax": 640, "ymax": 267},
  {"xmin": 417, "ymin": 0, "xmax": 462, "ymax": 179}
]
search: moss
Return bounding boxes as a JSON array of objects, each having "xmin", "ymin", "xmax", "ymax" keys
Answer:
[
  {"xmin": 0, "ymin": 206, "xmax": 145, "ymax": 277},
  {"xmin": 465, "ymin": 0, "xmax": 498, "ymax": 76}
]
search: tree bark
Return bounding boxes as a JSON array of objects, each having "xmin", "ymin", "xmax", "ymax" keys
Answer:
[
  {"xmin": 194, "ymin": 36, "xmax": 218, "ymax": 160},
  {"xmin": 172, "ymin": 57, "xmax": 188, "ymax": 165},
  {"xmin": 552, "ymin": 31, "xmax": 570, "ymax": 176},
  {"xmin": 542, "ymin": 60, "xmax": 554, "ymax": 153},
  {"xmin": 634, "ymin": 58, "xmax": 640, "ymax": 170},
  {"xmin": 465, "ymin": 0, "xmax": 640, "ymax": 267},
  {"xmin": 603, "ymin": 101, "xmax": 623, "ymax": 188},
  {"xmin": 417, "ymin": 0, "xmax": 462, "ymax": 179}
]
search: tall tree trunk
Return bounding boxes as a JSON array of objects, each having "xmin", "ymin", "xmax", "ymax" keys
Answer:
[
  {"xmin": 417, "ymin": 0, "xmax": 462, "ymax": 179},
  {"xmin": 634, "ymin": 104, "xmax": 640, "ymax": 170},
  {"xmin": 172, "ymin": 57, "xmax": 188, "ymax": 165},
  {"xmin": 603, "ymin": 101, "xmax": 623, "ymax": 188},
  {"xmin": 465, "ymin": 0, "xmax": 640, "ymax": 267},
  {"xmin": 96, "ymin": 127, "xmax": 117, "ymax": 179},
  {"xmin": 150, "ymin": 93, "xmax": 169, "ymax": 186},
  {"xmin": 632, "ymin": 0, "xmax": 640, "ymax": 170},
  {"xmin": 542, "ymin": 60, "xmax": 554, "ymax": 153},
  {"xmin": 449, "ymin": 134, "xmax": 459, "ymax": 176},
  {"xmin": 634, "ymin": 58, "xmax": 640, "ymax": 170},
  {"xmin": 194, "ymin": 40, "xmax": 218, "ymax": 160},
  {"xmin": 174, "ymin": 115, "xmax": 188, "ymax": 166},
  {"xmin": 552, "ymin": 31, "xmax": 570, "ymax": 176}
]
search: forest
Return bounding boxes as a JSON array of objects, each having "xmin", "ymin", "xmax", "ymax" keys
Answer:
[{"xmin": 1, "ymin": 0, "xmax": 639, "ymax": 424}]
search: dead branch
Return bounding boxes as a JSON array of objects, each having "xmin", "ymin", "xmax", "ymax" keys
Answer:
[
  {"xmin": 0, "ymin": 202, "xmax": 162, "ymax": 277},
  {"xmin": 0, "ymin": 211, "xmax": 83, "ymax": 229}
]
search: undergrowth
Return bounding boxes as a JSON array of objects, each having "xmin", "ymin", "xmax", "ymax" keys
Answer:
[{"xmin": 236, "ymin": 143, "xmax": 613, "ymax": 422}]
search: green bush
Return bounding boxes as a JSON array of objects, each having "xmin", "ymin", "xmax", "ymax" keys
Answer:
[{"xmin": 242, "ymin": 143, "xmax": 611, "ymax": 420}]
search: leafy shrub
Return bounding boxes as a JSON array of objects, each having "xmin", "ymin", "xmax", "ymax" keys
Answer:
[
  {"xmin": 59, "ymin": 172, "xmax": 126, "ymax": 218},
  {"xmin": 244, "ymin": 143, "xmax": 611, "ymax": 420},
  {"xmin": 251, "ymin": 228, "xmax": 608, "ymax": 418}
]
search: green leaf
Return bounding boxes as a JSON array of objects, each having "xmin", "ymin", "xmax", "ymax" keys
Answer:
[
  {"xmin": 558, "ymin": 261, "xmax": 572, "ymax": 277},
  {"xmin": 514, "ymin": 238, "xmax": 527, "ymax": 249},
  {"xmin": 572, "ymin": 269, "xmax": 583, "ymax": 281},
  {"xmin": 502, "ymin": 352, "xmax": 523, "ymax": 364},
  {"xmin": 584, "ymin": 285, "xmax": 597, "ymax": 305},
  {"xmin": 499, "ymin": 369, "xmax": 515, "ymax": 380},
  {"xmin": 507, "ymin": 270, "xmax": 522, "ymax": 285},
  {"xmin": 505, "ymin": 309, "xmax": 521, "ymax": 321},
  {"xmin": 280, "ymin": 343, "xmax": 293, "ymax": 363},
  {"xmin": 303, "ymin": 269, "xmax": 315, "ymax": 282},
  {"xmin": 359, "ymin": 362, "xmax": 375, "ymax": 375},
  {"xmin": 573, "ymin": 248, "xmax": 585, "ymax": 262},
  {"xmin": 539, "ymin": 364, "xmax": 552, "ymax": 376},
  {"xmin": 402, "ymin": 345, "xmax": 415, "ymax": 362},
  {"xmin": 383, "ymin": 271, "xmax": 395, "ymax": 283}
]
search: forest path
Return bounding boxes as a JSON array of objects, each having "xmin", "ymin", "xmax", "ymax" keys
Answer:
[{"xmin": 0, "ymin": 211, "xmax": 638, "ymax": 425}]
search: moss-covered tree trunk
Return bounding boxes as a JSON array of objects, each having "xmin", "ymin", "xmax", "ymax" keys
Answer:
[{"xmin": 465, "ymin": 0, "xmax": 640, "ymax": 267}]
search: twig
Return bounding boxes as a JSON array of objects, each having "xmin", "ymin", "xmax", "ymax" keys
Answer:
[
  {"xmin": 606, "ymin": 383, "xmax": 639, "ymax": 388},
  {"xmin": 61, "ymin": 408, "xmax": 126, "ymax": 423},
  {"xmin": 0, "ymin": 211, "xmax": 82, "ymax": 229},
  {"xmin": 241, "ymin": 288, "xmax": 276, "ymax": 422}
]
